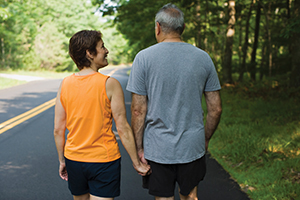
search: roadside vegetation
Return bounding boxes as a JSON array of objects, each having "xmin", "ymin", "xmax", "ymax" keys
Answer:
[
  {"xmin": 0, "ymin": 70, "xmax": 72, "ymax": 89},
  {"xmin": 206, "ymin": 79, "xmax": 300, "ymax": 200},
  {"xmin": 0, "ymin": 70, "xmax": 72, "ymax": 79},
  {"xmin": 0, "ymin": 77, "xmax": 26, "ymax": 89}
]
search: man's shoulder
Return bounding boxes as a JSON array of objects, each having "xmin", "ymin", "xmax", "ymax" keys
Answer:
[
  {"xmin": 182, "ymin": 43, "xmax": 208, "ymax": 54},
  {"xmin": 139, "ymin": 43, "xmax": 161, "ymax": 53},
  {"xmin": 135, "ymin": 42, "xmax": 209, "ymax": 60},
  {"xmin": 133, "ymin": 44, "xmax": 160, "ymax": 60}
]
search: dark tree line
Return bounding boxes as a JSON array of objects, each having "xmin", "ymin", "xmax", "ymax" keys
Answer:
[{"xmin": 94, "ymin": 0, "xmax": 300, "ymax": 87}]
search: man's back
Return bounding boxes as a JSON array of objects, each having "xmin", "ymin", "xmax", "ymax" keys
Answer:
[{"xmin": 127, "ymin": 42, "xmax": 221, "ymax": 164}]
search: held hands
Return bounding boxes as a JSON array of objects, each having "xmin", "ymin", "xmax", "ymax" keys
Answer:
[
  {"xmin": 133, "ymin": 162, "xmax": 151, "ymax": 176},
  {"xmin": 59, "ymin": 162, "xmax": 68, "ymax": 181},
  {"xmin": 133, "ymin": 149, "xmax": 151, "ymax": 176}
]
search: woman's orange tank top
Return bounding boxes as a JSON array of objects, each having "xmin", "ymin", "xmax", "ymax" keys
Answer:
[{"xmin": 60, "ymin": 72, "xmax": 121, "ymax": 163}]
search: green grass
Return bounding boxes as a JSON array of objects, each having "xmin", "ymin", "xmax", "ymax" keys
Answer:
[
  {"xmin": 207, "ymin": 85, "xmax": 300, "ymax": 200},
  {"xmin": 0, "ymin": 77, "xmax": 27, "ymax": 89},
  {"xmin": 0, "ymin": 70, "xmax": 72, "ymax": 90},
  {"xmin": 0, "ymin": 69, "xmax": 72, "ymax": 79}
]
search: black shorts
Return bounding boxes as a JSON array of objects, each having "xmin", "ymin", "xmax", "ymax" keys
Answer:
[
  {"xmin": 143, "ymin": 155, "xmax": 206, "ymax": 197},
  {"xmin": 65, "ymin": 158, "xmax": 121, "ymax": 198}
]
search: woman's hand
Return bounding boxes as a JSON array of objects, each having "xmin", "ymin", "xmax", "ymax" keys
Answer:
[{"xmin": 59, "ymin": 162, "xmax": 68, "ymax": 181}]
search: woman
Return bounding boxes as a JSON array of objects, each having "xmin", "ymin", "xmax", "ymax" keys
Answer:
[{"xmin": 54, "ymin": 30, "xmax": 150, "ymax": 200}]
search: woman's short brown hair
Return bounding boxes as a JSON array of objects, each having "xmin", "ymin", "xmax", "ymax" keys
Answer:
[{"xmin": 69, "ymin": 30, "xmax": 102, "ymax": 70}]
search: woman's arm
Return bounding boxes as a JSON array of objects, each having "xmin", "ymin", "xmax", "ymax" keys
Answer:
[
  {"xmin": 53, "ymin": 83, "xmax": 68, "ymax": 181},
  {"xmin": 106, "ymin": 77, "xmax": 150, "ymax": 176}
]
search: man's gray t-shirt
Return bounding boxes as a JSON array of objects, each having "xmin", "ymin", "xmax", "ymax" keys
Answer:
[{"xmin": 126, "ymin": 42, "xmax": 221, "ymax": 164}]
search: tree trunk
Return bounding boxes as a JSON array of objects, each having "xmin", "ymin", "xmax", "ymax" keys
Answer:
[
  {"xmin": 239, "ymin": 0, "xmax": 254, "ymax": 81},
  {"xmin": 1, "ymin": 38, "xmax": 4, "ymax": 68},
  {"xmin": 223, "ymin": 0, "xmax": 235, "ymax": 84},
  {"xmin": 250, "ymin": 1, "xmax": 261, "ymax": 81},
  {"xmin": 203, "ymin": 0, "xmax": 208, "ymax": 50},
  {"xmin": 287, "ymin": 0, "xmax": 291, "ymax": 19},
  {"xmin": 238, "ymin": 16, "xmax": 242, "ymax": 71},
  {"xmin": 195, "ymin": 0, "xmax": 203, "ymax": 49},
  {"xmin": 290, "ymin": 0, "xmax": 300, "ymax": 87},
  {"xmin": 259, "ymin": 1, "xmax": 273, "ymax": 77},
  {"xmin": 260, "ymin": 45, "xmax": 266, "ymax": 80}
]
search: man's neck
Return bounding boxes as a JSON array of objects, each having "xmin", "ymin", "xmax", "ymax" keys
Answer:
[{"xmin": 159, "ymin": 34, "xmax": 182, "ymax": 43}]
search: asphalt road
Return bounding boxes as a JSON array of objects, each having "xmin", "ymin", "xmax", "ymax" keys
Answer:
[{"xmin": 0, "ymin": 67, "xmax": 250, "ymax": 200}]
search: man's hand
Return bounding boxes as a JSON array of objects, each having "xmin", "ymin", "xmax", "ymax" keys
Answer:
[
  {"xmin": 133, "ymin": 162, "xmax": 151, "ymax": 176},
  {"xmin": 138, "ymin": 149, "xmax": 148, "ymax": 164}
]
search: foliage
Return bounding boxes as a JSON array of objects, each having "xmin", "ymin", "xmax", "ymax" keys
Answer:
[
  {"xmin": 100, "ymin": 22, "xmax": 129, "ymax": 65},
  {"xmin": 1, "ymin": 0, "xmax": 299, "ymax": 86},
  {"xmin": 94, "ymin": 0, "xmax": 229, "ymax": 62},
  {"xmin": 207, "ymin": 86, "xmax": 300, "ymax": 200},
  {"xmin": 0, "ymin": 0, "xmax": 129, "ymax": 71},
  {"xmin": 93, "ymin": 0, "xmax": 300, "ymax": 87}
]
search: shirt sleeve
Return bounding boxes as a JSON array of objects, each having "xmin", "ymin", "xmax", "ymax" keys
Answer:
[
  {"xmin": 204, "ymin": 55, "xmax": 221, "ymax": 92},
  {"xmin": 126, "ymin": 52, "xmax": 147, "ymax": 95}
]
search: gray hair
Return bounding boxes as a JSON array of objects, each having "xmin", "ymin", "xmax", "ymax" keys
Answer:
[{"xmin": 155, "ymin": 3, "xmax": 184, "ymax": 35}]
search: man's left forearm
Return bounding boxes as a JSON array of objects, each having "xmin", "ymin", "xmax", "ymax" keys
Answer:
[
  {"xmin": 205, "ymin": 111, "xmax": 221, "ymax": 141},
  {"xmin": 131, "ymin": 94, "xmax": 147, "ymax": 152},
  {"xmin": 204, "ymin": 90, "xmax": 222, "ymax": 146}
]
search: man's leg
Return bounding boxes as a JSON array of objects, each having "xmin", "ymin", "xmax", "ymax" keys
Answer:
[
  {"xmin": 177, "ymin": 156, "xmax": 206, "ymax": 200},
  {"xmin": 155, "ymin": 196, "xmax": 175, "ymax": 200},
  {"xmin": 145, "ymin": 161, "xmax": 177, "ymax": 198},
  {"xmin": 179, "ymin": 186, "xmax": 198, "ymax": 200}
]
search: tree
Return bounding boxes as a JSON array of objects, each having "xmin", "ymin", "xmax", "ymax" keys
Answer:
[
  {"xmin": 289, "ymin": 0, "xmax": 300, "ymax": 87},
  {"xmin": 223, "ymin": 0, "xmax": 235, "ymax": 84},
  {"xmin": 249, "ymin": 0, "xmax": 261, "ymax": 81},
  {"xmin": 260, "ymin": 1, "xmax": 272, "ymax": 77},
  {"xmin": 239, "ymin": 0, "xmax": 254, "ymax": 81},
  {"xmin": 0, "ymin": 0, "xmax": 105, "ymax": 71}
]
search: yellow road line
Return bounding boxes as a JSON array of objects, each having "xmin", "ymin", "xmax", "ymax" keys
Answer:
[
  {"xmin": 0, "ymin": 98, "xmax": 56, "ymax": 134},
  {"xmin": 0, "ymin": 67, "xmax": 120, "ymax": 135}
]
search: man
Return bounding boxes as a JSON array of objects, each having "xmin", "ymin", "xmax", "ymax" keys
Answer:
[{"xmin": 126, "ymin": 3, "xmax": 222, "ymax": 200}]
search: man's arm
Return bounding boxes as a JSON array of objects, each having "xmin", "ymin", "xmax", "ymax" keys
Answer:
[
  {"xmin": 204, "ymin": 90, "xmax": 222, "ymax": 151},
  {"xmin": 106, "ymin": 77, "xmax": 150, "ymax": 176},
  {"xmin": 53, "ymin": 84, "xmax": 68, "ymax": 181},
  {"xmin": 130, "ymin": 93, "xmax": 147, "ymax": 164}
]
